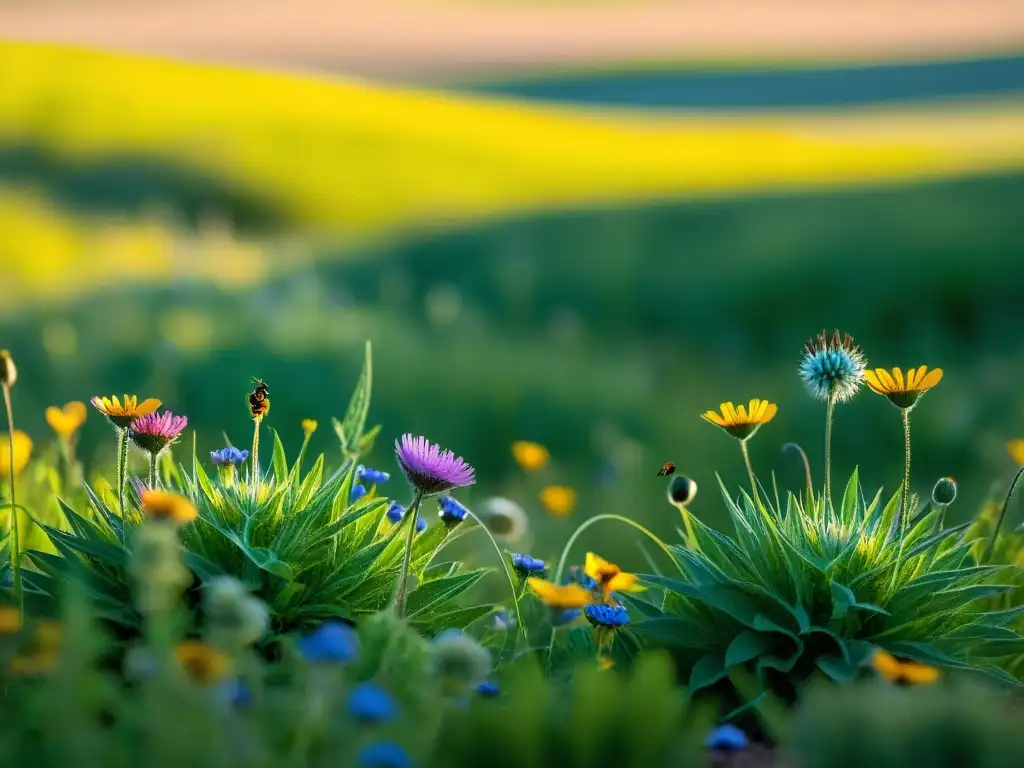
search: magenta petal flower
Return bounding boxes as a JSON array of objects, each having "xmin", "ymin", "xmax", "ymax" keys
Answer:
[
  {"xmin": 129, "ymin": 411, "xmax": 188, "ymax": 455},
  {"xmin": 394, "ymin": 434, "xmax": 475, "ymax": 496}
]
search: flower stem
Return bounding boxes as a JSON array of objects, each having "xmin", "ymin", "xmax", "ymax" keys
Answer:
[
  {"xmin": 782, "ymin": 443, "xmax": 814, "ymax": 508},
  {"xmin": 251, "ymin": 417, "xmax": 261, "ymax": 494},
  {"xmin": 824, "ymin": 395, "xmax": 836, "ymax": 515},
  {"xmin": 393, "ymin": 490, "xmax": 424, "ymax": 618},
  {"xmin": 117, "ymin": 427, "xmax": 129, "ymax": 542},
  {"xmin": 740, "ymin": 439, "xmax": 759, "ymax": 506},
  {"xmin": 148, "ymin": 452, "xmax": 158, "ymax": 490},
  {"xmin": 893, "ymin": 408, "xmax": 914, "ymax": 585},
  {"xmin": 983, "ymin": 465, "xmax": 1024, "ymax": 563},
  {"xmin": 2, "ymin": 382, "xmax": 22, "ymax": 611}
]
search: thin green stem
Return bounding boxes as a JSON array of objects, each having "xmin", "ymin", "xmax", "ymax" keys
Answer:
[
  {"xmin": 462, "ymin": 510, "xmax": 528, "ymax": 654},
  {"xmin": 892, "ymin": 407, "xmax": 914, "ymax": 588},
  {"xmin": 824, "ymin": 395, "xmax": 836, "ymax": 515},
  {"xmin": 148, "ymin": 452, "xmax": 158, "ymax": 490},
  {"xmin": 740, "ymin": 439, "xmax": 759, "ymax": 506},
  {"xmin": 983, "ymin": 465, "xmax": 1024, "ymax": 563},
  {"xmin": 116, "ymin": 427, "xmax": 129, "ymax": 542},
  {"xmin": 2, "ymin": 383, "xmax": 22, "ymax": 611},
  {"xmin": 393, "ymin": 490, "xmax": 424, "ymax": 618},
  {"xmin": 782, "ymin": 443, "xmax": 814, "ymax": 508}
]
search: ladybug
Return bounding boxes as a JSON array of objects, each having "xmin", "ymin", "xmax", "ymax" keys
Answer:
[{"xmin": 657, "ymin": 461, "xmax": 676, "ymax": 477}]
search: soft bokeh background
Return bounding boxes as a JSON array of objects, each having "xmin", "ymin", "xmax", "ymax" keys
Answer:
[{"xmin": 2, "ymin": 0, "xmax": 1024, "ymax": 572}]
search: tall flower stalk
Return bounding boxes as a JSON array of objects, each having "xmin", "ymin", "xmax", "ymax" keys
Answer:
[
  {"xmin": 864, "ymin": 365, "xmax": 943, "ymax": 575},
  {"xmin": 1, "ymin": 351, "xmax": 22, "ymax": 609},
  {"xmin": 248, "ymin": 379, "xmax": 270, "ymax": 492},
  {"xmin": 392, "ymin": 434, "xmax": 475, "ymax": 617},
  {"xmin": 129, "ymin": 411, "xmax": 188, "ymax": 490},
  {"xmin": 798, "ymin": 330, "xmax": 866, "ymax": 515},
  {"xmin": 700, "ymin": 399, "xmax": 778, "ymax": 507},
  {"xmin": 91, "ymin": 394, "xmax": 162, "ymax": 541}
]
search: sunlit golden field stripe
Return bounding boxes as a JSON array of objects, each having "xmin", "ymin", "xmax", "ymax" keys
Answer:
[{"xmin": 1, "ymin": 42, "xmax": 1024, "ymax": 303}]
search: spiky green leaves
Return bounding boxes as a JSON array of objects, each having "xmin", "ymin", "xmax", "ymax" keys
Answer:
[{"xmin": 631, "ymin": 469, "xmax": 1024, "ymax": 702}]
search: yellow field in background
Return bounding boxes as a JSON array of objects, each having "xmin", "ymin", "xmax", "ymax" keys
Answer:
[{"xmin": 2, "ymin": 42, "xmax": 1024, "ymax": 303}]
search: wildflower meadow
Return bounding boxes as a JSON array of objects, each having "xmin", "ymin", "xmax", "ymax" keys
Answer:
[
  {"xmin": 3, "ymin": 17, "xmax": 1024, "ymax": 768},
  {"xmin": 2, "ymin": 322, "xmax": 1024, "ymax": 768}
]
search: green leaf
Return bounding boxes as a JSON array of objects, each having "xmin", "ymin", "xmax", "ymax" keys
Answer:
[
  {"xmin": 246, "ymin": 547, "xmax": 295, "ymax": 581},
  {"xmin": 816, "ymin": 655, "xmax": 861, "ymax": 683},
  {"xmin": 831, "ymin": 581, "xmax": 890, "ymax": 620},
  {"xmin": 336, "ymin": 340, "xmax": 373, "ymax": 455},
  {"xmin": 356, "ymin": 424, "xmax": 382, "ymax": 457},
  {"xmin": 642, "ymin": 575, "xmax": 760, "ymax": 629},
  {"xmin": 271, "ymin": 429, "xmax": 288, "ymax": 481},
  {"xmin": 619, "ymin": 593, "xmax": 666, "ymax": 618},
  {"xmin": 405, "ymin": 569, "xmax": 489, "ymax": 619},
  {"xmin": 409, "ymin": 604, "xmax": 495, "ymax": 632},
  {"xmin": 182, "ymin": 551, "xmax": 229, "ymax": 582},
  {"xmin": 632, "ymin": 617, "xmax": 717, "ymax": 649},
  {"xmin": 725, "ymin": 631, "xmax": 776, "ymax": 668},
  {"xmin": 688, "ymin": 652, "xmax": 728, "ymax": 693}
]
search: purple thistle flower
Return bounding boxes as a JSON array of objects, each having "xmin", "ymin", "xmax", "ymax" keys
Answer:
[
  {"xmin": 394, "ymin": 434, "xmax": 475, "ymax": 496},
  {"xmin": 129, "ymin": 411, "xmax": 188, "ymax": 455}
]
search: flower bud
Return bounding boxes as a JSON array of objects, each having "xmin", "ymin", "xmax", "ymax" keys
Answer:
[
  {"xmin": 0, "ymin": 350, "xmax": 16, "ymax": 387},
  {"xmin": 667, "ymin": 475, "xmax": 698, "ymax": 506},
  {"xmin": 203, "ymin": 576, "xmax": 270, "ymax": 648},
  {"xmin": 932, "ymin": 476, "xmax": 957, "ymax": 506},
  {"xmin": 429, "ymin": 630, "xmax": 491, "ymax": 699}
]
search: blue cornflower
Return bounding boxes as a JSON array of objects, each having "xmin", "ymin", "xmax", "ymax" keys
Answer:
[
  {"xmin": 438, "ymin": 496, "xmax": 469, "ymax": 528},
  {"xmin": 584, "ymin": 604, "xmax": 630, "ymax": 629},
  {"xmin": 351, "ymin": 483, "xmax": 368, "ymax": 504},
  {"xmin": 297, "ymin": 621, "xmax": 359, "ymax": 663},
  {"xmin": 358, "ymin": 742, "xmax": 413, "ymax": 768},
  {"xmin": 358, "ymin": 465, "xmax": 391, "ymax": 485},
  {"xmin": 511, "ymin": 553, "xmax": 546, "ymax": 578},
  {"xmin": 477, "ymin": 680, "xmax": 500, "ymax": 697},
  {"xmin": 798, "ymin": 329, "xmax": 867, "ymax": 403},
  {"xmin": 348, "ymin": 682, "xmax": 398, "ymax": 724},
  {"xmin": 706, "ymin": 724, "xmax": 749, "ymax": 751},
  {"xmin": 550, "ymin": 608, "xmax": 581, "ymax": 627},
  {"xmin": 386, "ymin": 502, "xmax": 405, "ymax": 524},
  {"xmin": 210, "ymin": 446, "xmax": 249, "ymax": 466},
  {"xmin": 385, "ymin": 501, "xmax": 426, "ymax": 533}
]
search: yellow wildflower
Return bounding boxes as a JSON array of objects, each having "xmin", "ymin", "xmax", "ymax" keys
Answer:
[
  {"xmin": 141, "ymin": 489, "xmax": 198, "ymax": 525},
  {"xmin": 511, "ymin": 441, "xmax": 549, "ymax": 472},
  {"xmin": 1008, "ymin": 440, "xmax": 1024, "ymax": 466},
  {"xmin": 302, "ymin": 418, "xmax": 318, "ymax": 439},
  {"xmin": 701, "ymin": 399, "xmax": 778, "ymax": 440},
  {"xmin": 175, "ymin": 640, "xmax": 231, "ymax": 683},
  {"xmin": 91, "ymin": 394, "xmax": 161, "ymax": 429},
  {"xmin": 527, "ymin": 578, "xmax": 594, "ymax": 610},
  {"xmin": 0, "ymin": 430, "xmax": 32, "ymax": 477},
  {"xmin": 46, "ymin": 401, "xmax": 88, "ymax": 439},
  {"xmin": 539, "ymin": 485, "xmax": 576, "ymax": 518},
  {"xmin": 0, "ymin": 606, "xmax": 22, "ymax": 634},
  {"xmin": 584, "ymin": 552, "xmax": 645, "ymax": 598},
  {"xmin": 872, "ymin": 649, "xmax": 939, "ymax": 685},
  {"xmin": 865, "ymin": 366, "xmax": 943, "ymax": 410}
]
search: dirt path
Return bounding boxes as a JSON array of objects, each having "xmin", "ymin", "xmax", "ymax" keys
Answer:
[{"xmin": 1, "ymin": 0, "xmax": 1023, "ymax": 82}]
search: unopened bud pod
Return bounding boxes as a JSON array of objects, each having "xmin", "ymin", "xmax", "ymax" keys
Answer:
[
  {"xmin": 667, "ymin": 475, "xmax": 698, "ymax": 506},
  {"xmin": 932, "ymin": 476, "xmax": 957, "ymax": 507},
  {"xmin": 0, "ymin": 350, "xmax": 16, "ymax": 388}
]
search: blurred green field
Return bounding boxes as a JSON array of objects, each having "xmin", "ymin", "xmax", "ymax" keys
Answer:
[
  {"xmin": 4, "ymin": 171, "xmax": 1024, "ymax": 575},
  {"xmin": 2, "ymin": 44, "xmax": 1024, "ymax": 576}
]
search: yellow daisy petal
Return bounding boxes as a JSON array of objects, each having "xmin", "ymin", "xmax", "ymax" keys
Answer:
[
  {"xmin": 720, "ymin": 402, "xmax": 737, "ymax": 426},
  {"xmin": 872, "ymin": 650, "xmax": 902, "ymax": 682},
  {"xmin": 585, "ymin": 552, "xmax": 612, "ymax": 581},
  {"xmin": 607, "ymin": 572, "xmax": 644, "ymax": 593},
  {"xmin": 877, "ymin": 368, "xmax": 897, "ymax": 392},
  {"xmin": 735, "ymin": 404, "xmax": 748, "ymax": 422},
  {"xmin": 701, "ymin": 411, "xmax": 726, "ymax": 427},
  {"xmin": 892, "ymin": 368, "xmax": 905, "ymax": 391},
  {"xmin": 762, "ymin": 402, "xmax": 778, "ymax": 423},
  {"xmin": 136, "ymin": 398, "xmax": 162, "ymax": 417},
  {"xmin": 918, "ymin": 368, "xmax": 943, "ymax": 391}
]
